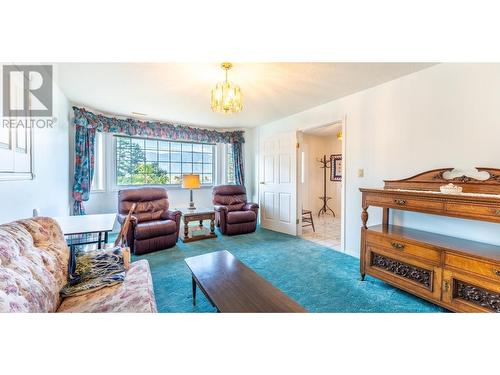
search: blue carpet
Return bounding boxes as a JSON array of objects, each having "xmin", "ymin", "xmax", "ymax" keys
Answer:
[{"xmin": 128, "ymin": 227, "xmax": 445, "ymax": 313}]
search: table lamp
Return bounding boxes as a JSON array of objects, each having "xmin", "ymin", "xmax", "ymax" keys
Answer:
[{"xmin": 182, "ymin": 174, "xmax": 201, "ymax": 210}]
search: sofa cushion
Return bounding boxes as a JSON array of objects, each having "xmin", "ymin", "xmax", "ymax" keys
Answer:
[
  {"xmin": 226, "ymin": 210, "xmax": 256, "ymax": 224},
  {"xmin": 0, "ymin": 218, "xmax": 68, "ymax": 313},
  {"xmin": 134, "ymin": 220, "xmax": 177, "ymax": 240},
  {"xmin": 57, "ymin": 260, "xmax": 157, "ymax": 313}
]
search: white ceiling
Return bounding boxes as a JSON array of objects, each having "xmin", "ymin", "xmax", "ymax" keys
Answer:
[{"xmin": 56, "ymin": 63, "xmax": 435, "ymax": 129}]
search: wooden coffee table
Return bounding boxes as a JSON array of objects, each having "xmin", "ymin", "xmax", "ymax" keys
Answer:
[
  {"xmin": 176, "ymin": 207, "xmax": 217, "ymax": 243},
  {"xmin": 184, "ymin": 250, "xmax": 307, "ymax": 313}
]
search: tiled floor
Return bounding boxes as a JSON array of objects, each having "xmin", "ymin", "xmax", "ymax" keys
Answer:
[{"xmin": 301, "ymin": 214, "xmax": 341, "ymax": 249}]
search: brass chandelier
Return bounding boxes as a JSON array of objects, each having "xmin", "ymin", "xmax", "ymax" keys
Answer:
[{"xmin": 210, "ymin": 62, "xmax": 243, "ymax": 114}]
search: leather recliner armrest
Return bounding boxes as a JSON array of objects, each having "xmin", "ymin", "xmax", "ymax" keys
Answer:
[
  {"xmin": 243, "ymin": 203, "xmax": 259, "ymax": 211},
  {"xmin": 214, "ymin": 205, "xmax": 229, "ymax": 213},
  {"xmin": 118, "ymin": 213, "xmax": 138, "ymax": 225},
  {"xmin": 165, "ymin": 209, "xmax": 182, "ymax": 221}
]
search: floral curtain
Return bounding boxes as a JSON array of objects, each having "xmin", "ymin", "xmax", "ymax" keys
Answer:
[
  {"xmin": 232, "ymin": 142, "xmax": 245, "ymax": 185},
  {"xmin": 72, "ymin": 125, "xmax": 96, "ymax": 215},
  {"xmin": 71, "ymin": 107, "xmax": 246, "ymax": 214}
]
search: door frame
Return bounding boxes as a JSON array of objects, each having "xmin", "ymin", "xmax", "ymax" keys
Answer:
[{"xmin": 296, "ymin": 116, "xmax": 347, "ymax": 252}]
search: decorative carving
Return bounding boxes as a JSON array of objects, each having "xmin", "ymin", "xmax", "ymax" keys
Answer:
[
  {"xmin": 371, "ymin": 253, "xmax": 432, "ymax": 289},
  {"xmin": 455, "ymin": 280, "xmax": 500, "ymax": 312},
  {"xmin": 383, "ymin": 167, "xmax": 500, "ymax": 194},
  {"xmin": 361, "ymin": 207, "xmax": 368, "ymax": 229}
]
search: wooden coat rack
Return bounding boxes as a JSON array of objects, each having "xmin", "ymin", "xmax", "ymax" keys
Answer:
[{"xmin": 317, "ymin": 155, "xmax": 335, "ymax": 217}]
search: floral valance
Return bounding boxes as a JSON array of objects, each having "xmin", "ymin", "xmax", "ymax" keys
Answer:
[{"xmin": 72, "ymin": 106, "xmax": 245, "ymax": 144}]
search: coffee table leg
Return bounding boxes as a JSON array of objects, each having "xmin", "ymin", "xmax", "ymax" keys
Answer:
[
  {"xmin": 192, "ymin": 276, "xmax": 197, "ymax": 306},
  {"xmin": 184, "ymin": 218, "xmax": 189, "ymax": 239},
  {"xmin": 210, "ymin": 217, "xmax": 215, "ymax": 235}
]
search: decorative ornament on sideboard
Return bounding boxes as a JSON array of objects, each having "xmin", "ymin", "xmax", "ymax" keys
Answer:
[{"xmin": 211, "ymin": 62, "xmax": 243, "ymax": 114}]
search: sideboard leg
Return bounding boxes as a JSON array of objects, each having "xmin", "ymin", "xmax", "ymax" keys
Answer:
[
  {"xmin": 360, "ymin": 227, "xmax": 366, "ymax": 281},
  {"xmin": 360, "ymin": 273, "xmax": 365, "ymax": 281}
]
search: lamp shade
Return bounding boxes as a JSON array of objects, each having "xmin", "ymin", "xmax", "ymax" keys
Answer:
[{"xmin": 182, "ymin": 174, "xmax": 201, "ymax": 189}]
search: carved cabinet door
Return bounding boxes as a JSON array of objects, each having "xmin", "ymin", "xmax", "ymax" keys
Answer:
[
  {"xmin": 442, "ymin": 269, "xmax": 500, "ymax": 313},
  {"xmin": 366, "ymin": 245, "xmax": 442, "ymax": 301}
]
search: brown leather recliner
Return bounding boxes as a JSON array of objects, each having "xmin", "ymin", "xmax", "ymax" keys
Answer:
[
  {"xmin": 118, "ymin": 187, "xmax": 181, "ymax": 255},
  {"xmin": 212, "ymin": 185, "xmax": 259, "ymax": 235}
]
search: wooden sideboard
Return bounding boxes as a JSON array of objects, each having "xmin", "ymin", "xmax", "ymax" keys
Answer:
[{"xmin": 360, "ymin": 168, "xmax": 500, "ymax": 312}]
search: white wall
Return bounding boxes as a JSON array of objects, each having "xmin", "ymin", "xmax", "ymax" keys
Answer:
[
  {"xmin": 257, "ymin": 63, "xmax": 500, "ymax": 257},
  {"xmin": 0, "ymin": 72, "xmax": 70, "ymax": 223}
]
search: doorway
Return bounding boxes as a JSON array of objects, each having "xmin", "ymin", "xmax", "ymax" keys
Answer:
[{"xmin": 298, "ymin": 121, "xmax": 344, "ymax": 251}]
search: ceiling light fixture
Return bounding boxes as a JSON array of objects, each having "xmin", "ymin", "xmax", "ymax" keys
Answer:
[{"xmin": 210, "ymin": 62, "xmax": 243, "ymax": 114}]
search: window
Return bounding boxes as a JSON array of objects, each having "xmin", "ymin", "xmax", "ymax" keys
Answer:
[
  {"xmin": 0, "ymin": 70, "xmax": 33, "ymax": 181},
  {"xmin": 115, "ymin": 135, "xmax": 215, "ymax": 186},
  {"xmin": 91, "ymin": 132, "xmax": 105, "ymax": 191},
  {"xmin": 226, "ymin": 144, "xmax": 236, "ymax": 184}
]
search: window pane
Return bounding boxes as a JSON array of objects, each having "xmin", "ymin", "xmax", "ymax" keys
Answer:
[
  {"xmin": 145, "ymin": 139, "xmax": 157, "ymax": 149},
  {"xmin": 0, "ymin": 127, "xmax": 10, "ymax": 146},
  {"xmin": 159, "ymin": 141, "xmax": 170, "ymax": 150},
  {"xmin": 158, "ymin": 151, "xmax": 169, "ymax": 162},
  {"xmin": 182, "ymin": 152, "xmax": 192, "ymax": 162},
  {"xmin": 203, "ymin": 164, "xmax": 212, "ymax": 173},
  {"xmin": 193, "ymin": 163, "xmax": 203, "ymax": 173},
  {"xmin": 171, "ymin": 142, "xmax": 182, "ymax": 151},
  {"xmin": 227, "ymin": 146, "xmax": 235, "ymax": 184},
  {"xmin": 131, "ymin": 138, "xmax": 144, "ymax": 148},
  {"xmin": 202, "ymin": 174, "xmax": 212, "ymax": 184},
  {"xmin": 117, "ymin": 137, "xmax": 131, "ymax": 148},
  {"xmin": 202, "ymin": 144, "xmax": 212, "ymax": 153},
  {"xmin": 159, "ymin": 162, "xmax": 169, "ymax": 173},
  {"xmin": 171, "ymin": 151, "xmax": 181, "ymax": 162},
  {"xmin": 182, "ymin": 143, "xmax": 192, "ymax": 152},
  {"xmin": 171, "ymin": 174, "xmax": 182, "ymax": 184},
  {"xmin": 131, "ymin": 174, "xmax": 146, "ymax": 185},
  {"xmin": 203, "ymin": 153, "xmax": 212, "ymax": 163},
  {"xmin": 192, "ymin": 144, "xmax": 203, "ymax": 152},
  {"xmin": 171, "ymin": 163, "xmax": 181, "ymax": 173},
  {"xmin": 145, "ymin": 150, "xmax": 157, "ymax": 162},
  {"xmin": 193, "ymin": 152, "xmax": 203, "ymax": 163},
  {"xmin": 182, "ymin": 163, "xmax": 193, "ymax": 174}
]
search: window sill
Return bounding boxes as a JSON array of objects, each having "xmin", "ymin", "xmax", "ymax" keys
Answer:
[{"xmin": 0, "ymin": 172, "xmax": 34, "ymax": 181}]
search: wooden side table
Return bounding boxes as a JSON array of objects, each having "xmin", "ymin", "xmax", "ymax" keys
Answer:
[{"xmin": 176, "ymin": 208, "xmax": 217, "ymax": 243}]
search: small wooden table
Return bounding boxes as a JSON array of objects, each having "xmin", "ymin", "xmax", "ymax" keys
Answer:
[
  {"xmin": 176, "ymin": 207, "xmax": 217, "ymax": 243},
  {"xmin": 184, "ymin": 250, "xmax": 307, "ymax": 313},
  {"xmin": 54, "ymin": 213, "xmax": 117, "ymax": 250}
]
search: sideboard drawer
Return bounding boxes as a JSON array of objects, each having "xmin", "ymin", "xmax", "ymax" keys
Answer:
[
  {"xmin": 365, "ymin": 194, "xmax": 444, "ymax": 213},
  {"xmin": 445, "ymin": 253, "xmax": 500, "ymax": 282},
  {"xmin": 365, "ymin": 245, "xmax": 442, "ymax": 301},
  {"xmin": 442, "ymin": 269, "xmax": 500, "ymax": 312},
  {"xmin": 366, "ymin": 231, "xmax": 440, "ymax": 263},
  {"xmin": 446, "ymin": 202, "xmax": 500, "ymax": 222}
]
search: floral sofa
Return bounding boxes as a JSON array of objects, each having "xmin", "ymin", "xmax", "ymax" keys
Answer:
[{"xmin": 0, "ymin": 217, "xmax": 157, "ymax": 313}]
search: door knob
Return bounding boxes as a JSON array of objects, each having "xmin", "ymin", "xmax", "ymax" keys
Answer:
[{"xmin": 260, "ymin": 182, "xmax": 265, "ymax": 185}]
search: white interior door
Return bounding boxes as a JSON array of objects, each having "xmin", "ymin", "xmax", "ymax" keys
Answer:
[{"xmin": 259, "ymin": 131, "xmax": 297, "ymax": 235}]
